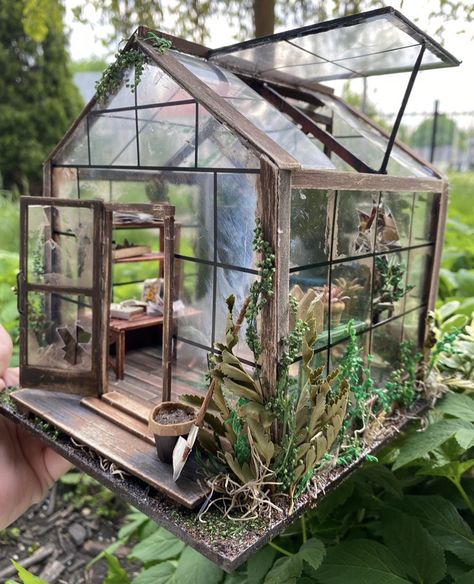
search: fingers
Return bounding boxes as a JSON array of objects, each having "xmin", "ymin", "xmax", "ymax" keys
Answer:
[
  {"xmin": 0, "ymin": 325, "xmax": 13, "ymax": 378},
  {"xmin": 3, "ymin": 368, "xmax": 19, "ymax": 387}
]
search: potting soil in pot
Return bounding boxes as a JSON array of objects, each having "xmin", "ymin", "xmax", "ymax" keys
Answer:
[{"xmin": 154, "ymin": 408, "xmax": 195, "ymax": 425}]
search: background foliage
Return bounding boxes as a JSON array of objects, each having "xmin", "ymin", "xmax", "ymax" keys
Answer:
[{"xmin": 0, "ymin": 0, "xmax": 82, "ymax": 195}]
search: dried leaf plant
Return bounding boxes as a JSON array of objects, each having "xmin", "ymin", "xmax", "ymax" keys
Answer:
[{"xmin": 182, "ymin": 219, "xmax": 350, "ymax": 513}]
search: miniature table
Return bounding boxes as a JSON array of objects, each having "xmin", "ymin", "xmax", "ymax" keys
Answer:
[
  {"xmin": 109, "ymin": 313, "xmax": 164, "ymax": 380},
  {"xmin": 109, "ymin": 309, "xmax": 200, "ymax": 380}
]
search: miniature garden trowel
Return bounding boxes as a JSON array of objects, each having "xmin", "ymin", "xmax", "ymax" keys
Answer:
[
  {"xmin": 172, "ymin": 296, "xmax": 250, "ymax": 481},
  {"xmin": 172, "ymin": 378, "xmax": 216, "ymax": 481}
]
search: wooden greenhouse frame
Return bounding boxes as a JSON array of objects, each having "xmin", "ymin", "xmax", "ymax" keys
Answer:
[{"xmin": 0, "ymin": 6, "xmax": 460, "ymax": 571}]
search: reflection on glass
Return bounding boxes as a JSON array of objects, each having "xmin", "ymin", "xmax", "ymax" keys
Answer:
[
  {"xmin": 289, "ymin": 265, "xmax": 329, "ymax": 351},
  {"xmin": 174, "ymin": 259, "xmax": 213, "ymax": 348},
  {"xmin": 137, "ymin": 63, "xmax": 190, "ymax": 106},
  {"xmin": 330, "ymin": 332, "xmax": 370, "ymax": 371},
  {"xmin": 371, "ymin": 320, "xmax": 403, "ymax": 385},
  {"xmin": 290, "ymin": 189, "xmax": 333, "ymax": 267},
  {"xmin": 53, "ymin": 118, "xmax": 89, "ymax": 166},
  {"xmin": 411, "ymin": 193, "xmax": 437, "ymax": 245},
  {"xmin": 215, "ymin": 267, "xmax": 256, "ymax": 362},
  {"xmin": 379, "ymin": 192, "xmax": 413, "ymax": 249},
  {"xmin": 89, "ymin": 110, "xmax": 138, "ymax": 166},
  {"xmin": 403, "ymin": 308, "xmax": 424, "ymax": 344},
  {"xmin": 197, "ymin": 106, "xmax": 259, "ymax": 169},
  {"xmin": 313, "ymin": 90, "xmax": 435, "ymax": 177},
  {"xmin": 372, "ymin": 250, "xmax": 409, "ymax": 324},
  {"xmin": 175, "ymin": 52, "xmax": 334, "ymax": 170},
  {"xmin": 406, "ymin": 247, "xmax": 432, "ymax": 310},
  {"xmin": 331, "ymin": 258, "xmax": 372, "ymax": 339},
  {"xmin": 172, "ymin": 342, "xmax": 210, "ymax": 398},
  {"xmin": 334, "ymin": 191, "xmax": 378, "ymax": 258},
  {"xmin": 217, "ymin": 174, "xmax": 257, "ymax": 269},
  {"xmin": 138, "ymin": 104, "xmax": 196, "ymax": 167},
  {"xmin": 27, "ymin": 205, "xmax": 94, "ymax": 289},
  {"xmin": 27, "ymin": 292, "xmax": 93, "ymax": 371}
]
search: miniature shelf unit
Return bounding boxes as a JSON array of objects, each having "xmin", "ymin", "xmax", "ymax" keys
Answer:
[{"xmin": 9, "ymin": 6, "xmax": 460, "ymax": 570}]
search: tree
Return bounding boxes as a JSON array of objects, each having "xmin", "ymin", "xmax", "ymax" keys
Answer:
[
  {"xmin": 410, "ymin": 114, "xmax": 465, "ymax": 149},
  {"xmin": 70, "ymin": 0, "xmax": 474, "ymax": 45},
  {"xmin": 0, "ymin": 0, "xmax": 82, "ymax": 195}
]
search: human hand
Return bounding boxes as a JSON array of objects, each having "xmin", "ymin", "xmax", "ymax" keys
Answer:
[{"xmin": 0, "ymin": 325, "xmax": 72, "ymax": 529}]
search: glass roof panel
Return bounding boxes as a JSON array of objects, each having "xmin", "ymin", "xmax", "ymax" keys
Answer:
[
  {"xmin": 175, "ymin": 52, "xmax": 335, "ymax": 169},
  {"xmin": 209, "ymin": 8, "xmax": 459, "ymax": 85},
  {"xmin": 137, "ymin": 62, "xmax": 192, "ymax": 105},
  {"xmin": 311, "ymin": 90, "xmax": 435, "ymax": 177}
]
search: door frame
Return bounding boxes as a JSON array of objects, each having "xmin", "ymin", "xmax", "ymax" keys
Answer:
[
  {"xmin": 19, "ymin": 196, "xmax": 110, "ymax": 395},
  {"xmin": 104, "ymin": 202, "xmax": 175, "ymax": 401}
]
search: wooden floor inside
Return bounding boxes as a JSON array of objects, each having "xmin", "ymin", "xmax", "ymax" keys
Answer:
[
  {"xmin": 108, "ymin": 345, "xmax": 206, "ymax": 405},
  {"xmin": 109, "ymin": 346, "xmax": 164, "ymax": 406}
]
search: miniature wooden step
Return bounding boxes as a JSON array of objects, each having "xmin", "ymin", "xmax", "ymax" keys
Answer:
[
  {"xmin": 11, "ymin": 389, "xmax": 209, "ymax": 509},
  {"xmin": 81, "ymin": 396, "xmax": 154, "ymax": 445},
  {"xmin": 100, "ymin": 391, "xmax": 150, "ymax": 425}
]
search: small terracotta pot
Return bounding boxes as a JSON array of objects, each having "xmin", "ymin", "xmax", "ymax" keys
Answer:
[
  {"xmin": 148, "ymin": 402, "xmax": 196, "ymax": 464},
  {"xmin": 324, "ymin": 301, "xmax": 346, "ymax": 328}
]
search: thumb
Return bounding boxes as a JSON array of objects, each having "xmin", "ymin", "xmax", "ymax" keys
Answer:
[{"xmin": 43, "ymin": 447, "xmax": 73, "ymax": 484}]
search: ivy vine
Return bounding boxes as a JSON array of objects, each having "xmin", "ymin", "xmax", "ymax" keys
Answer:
[{"xmin": 95, "ymin": 48, "xmax": 148, "ymax": 103}]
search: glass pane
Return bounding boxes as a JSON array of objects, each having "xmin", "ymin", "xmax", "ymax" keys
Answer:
[
  {"xmin": 27, "ymin": 205, "xmax": 94, "ymax": 288},
  {"xmin": 288, "ymin": 19, "xmax": 414, "ymax": 64},
  {"xmin": 289, "ymin": 264, "xmax": 329, "ymax": 351},
  {"xmin": 339, "ymin": 45, "xmax": 436, "ymax": 76},
  {"xmin": 331, "ymin": 258, "xmax": 372, "ymax": 340},
  {"xmin": 172, "ymin": 342, "xmax": 209, "ymax": 398},
  {"xmin": 137, "ymin": 62, "xmax": 191, "ymax": 106},
  {"xmin": 53, "ymin": 118, "xmax": 89, "ymax": 166},
  {"xmin": 175, "ymin": 52, "xmax": 334, "ymax": 170},
  {"xmin": 370, "ymin": 319, "xmax": 403, "ymax": 385},
  {"xmin": 77, "ymin": 170, "xmax": 215, "ymax": 261},
  {"xmin": 89, "ymin": 110, "xmax": 138, "ymax": 166},
  {"xmin": 213, "ymin": 13, "xmax": 446, "ymax": 82},
  {"xmin": 378, "ymin": 192, "xmax": 413, "ymax": 249},
  {"xmin": 405, "ymin": 247, "xmax": 433, "ymax": 310},
  {"xmin": 197, "ymin": 106, "xmax": 259, "ymax": 169},
  {"xmin": 215, "ymin": 267, "xmax": 256, "ymax": 362},
  {"xmin": 52, "ymin": 168, "xmax": 79, "ymax": 199},
  {"xmin": 290, "ymin": 189, "xmax": 333, "ymax": 267},
  {"xmin": 27, "ymin": 291, "xmax": 93, "ymax": 371},
  {"xmin": 313, "ymin": 90, "xmax": 435, "ymax": 177},
  {"xmin": 217, "ymin": 174, "xmax": 257, "ymax": 269},
  {"xmin": 330, "ymin": 331, "xmax": 370, "ymax": 371},
  {"xmin": 138, "ymin": 104, "xmax": 196, "ymax": 168},
  {"xmin": 411, "ymin": 193, "xmax": 437, "ymax": 245},
  {"xmin": 334, "ymin": 191, "xmax": 378, "ymax": 259},
  {"xmin": 403, "ymin": 307, "xmax": 424, "ymax": 345},
  {"xmin": 175, "ymin": 259, "xmax": 213, "ymax": 348},
  {"xmin": 372, "ymin": 250, "xmax": 409, "ymax": 324}
]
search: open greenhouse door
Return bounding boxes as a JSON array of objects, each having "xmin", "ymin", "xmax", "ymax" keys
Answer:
[{"xmin": 18, "ymin": 197, "xmax": 111, "ymax": 396}]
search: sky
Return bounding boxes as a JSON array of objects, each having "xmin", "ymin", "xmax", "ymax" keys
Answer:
[{"xmin": 64, "ymin": 1, "xmax": 474, "ymax": 126}]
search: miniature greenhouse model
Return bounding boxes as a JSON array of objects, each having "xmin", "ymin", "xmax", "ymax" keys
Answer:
[{"xmin": 1, "ymin": 7, "xmax": 460, "ymax": 571}]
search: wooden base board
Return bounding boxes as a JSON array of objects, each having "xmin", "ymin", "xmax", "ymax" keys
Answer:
[
  {"xmin": 11, "ymin": 388, "xmax": 208, "ymax": 509},
  {"xmin": 0, "ymin": 393, "xmax": 430, "ymax": 572}
]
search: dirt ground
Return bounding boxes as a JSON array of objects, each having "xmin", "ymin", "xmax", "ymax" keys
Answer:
[{"xmin": 0, "ymin": 477, "xmax": 134, "ymax": 584}]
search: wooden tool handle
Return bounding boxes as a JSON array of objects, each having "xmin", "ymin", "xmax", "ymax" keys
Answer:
[
  {"xmin": 195, "ymin": 296, "xmax": 251, "ymax": 428},
  {"xmin": 195, "ymin": 379, "xmax": 216, "ymax": 428}
]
